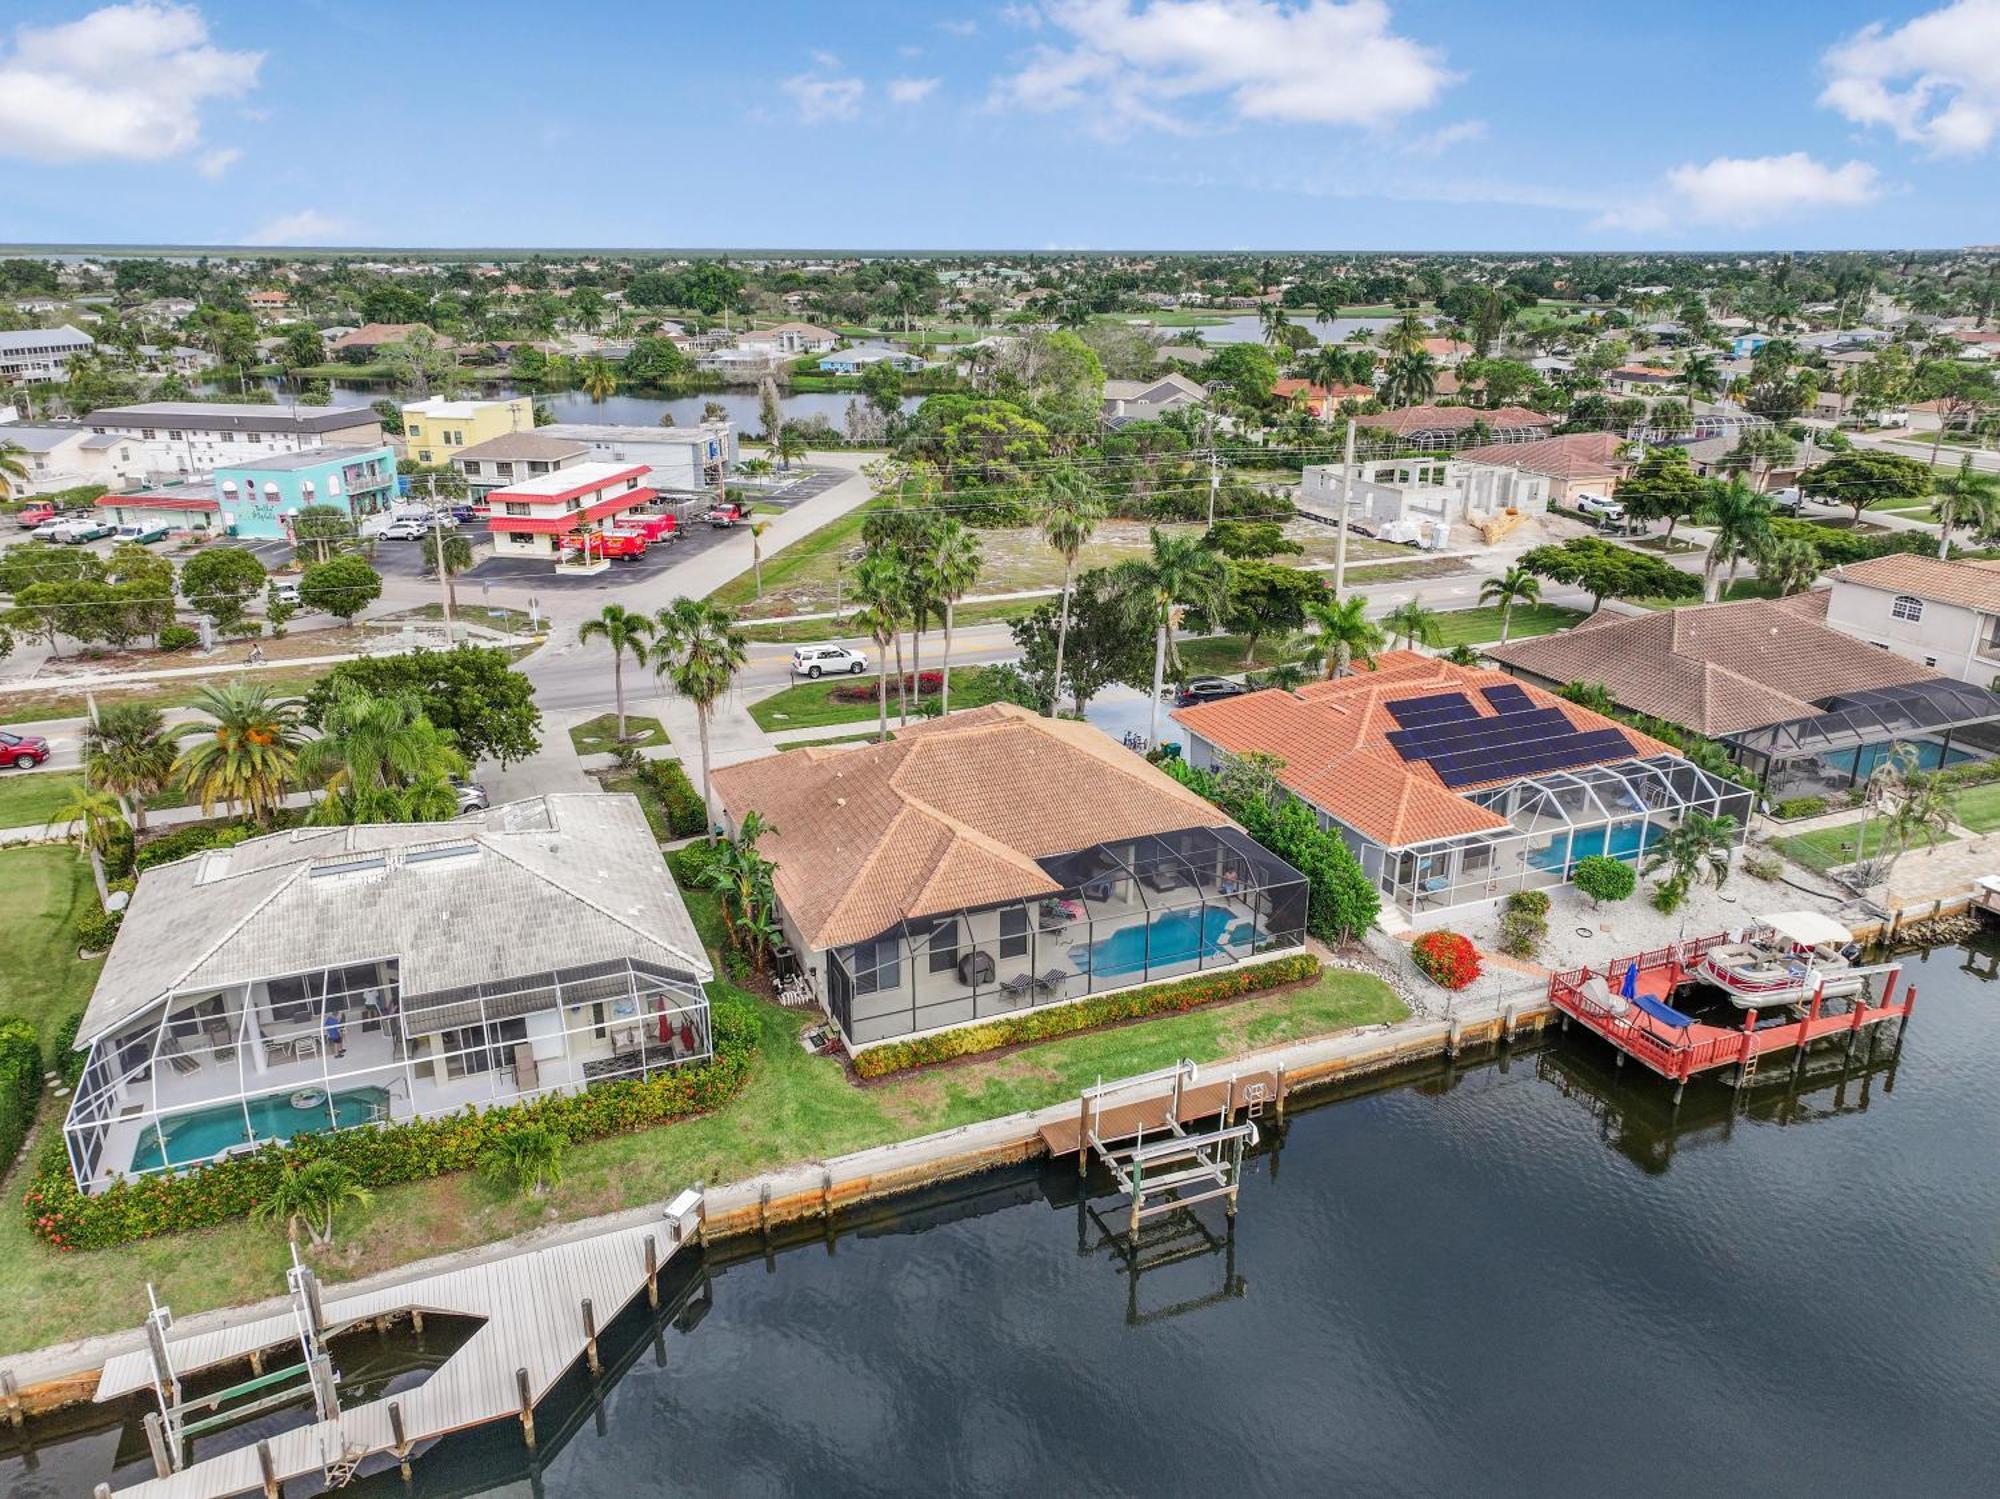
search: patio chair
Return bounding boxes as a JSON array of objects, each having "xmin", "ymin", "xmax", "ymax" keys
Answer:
[
  {"xmin": 201, "ymin": 1017, "xmax": 237, "ymax": 1061},
  {"xmin": 158, "ymin": 1037, "xmax": 201, "ymax": 1076},
  {"xmin": 1036, "ymin": 968, "xmax": 1071, "ymax": 998},
  {"xmin": 999, "ymin": 972, "xmax": 1035, "ymax": 1004},
  {"xmin": 513, "ymin": 1043, "xmax": 539, "ymax": 1092}
]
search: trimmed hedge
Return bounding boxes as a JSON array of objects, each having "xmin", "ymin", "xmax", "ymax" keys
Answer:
[
  {"xmin": 638, "ymin": 759, "xmax": 708, "ymax": 838},
  {"xmin": 0, "ymin": 1020, "xmax": 42, "ymax": 1175},
  {"xmin": 23, "ymin": 1000, "xmax": 758, "ymax": 1251},
  {"xmin": 1772, "ymin": 795, "xmax": 1830, "ymax": 820},
  {"xmin": 851, "ymin": 952, "xmax": 1321, "ymax": 1079}
]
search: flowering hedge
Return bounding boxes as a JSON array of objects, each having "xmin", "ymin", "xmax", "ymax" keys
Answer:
[
  {"xmin": 0, "ymin": 1019, "xmax": 42, "ymax": 1180},
  {"xmin": 851, "ymin": 953, "xmax": 1321, "ymax": 1079},
  {"xmin": 832, "ymin": 670, "xmax": 942, "ymax": 704},
  {"xmin": 1411, "ymin": 930, "xmax": 1481, "ymax": 990},
  {"xmin": 23, "ymin": 1002, "xmax": 759, "ymax": 1252}
]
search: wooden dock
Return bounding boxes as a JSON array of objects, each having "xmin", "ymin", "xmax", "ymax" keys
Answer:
[
  {"xmin": 96, "ymin": 1197, "xmax": 699, "ymax": 1499},
  {"xmin": 1037, "ymin": 1065, "xmax": 1282, "ymax": 1157}
]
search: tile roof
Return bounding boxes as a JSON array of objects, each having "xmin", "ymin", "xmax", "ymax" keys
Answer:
[
  {"xmin": 452, "ymin": 431, "xmax": 588, "ymax": 463},
  {"xmin": 1832, "ymin": 553, "xmax": 2000, "ymax": 613},
  {"xmin": 1173, "ymin": 653, "xmax": 1673, "ymax": 848},
  {"xmin": 80, "ymin": 795, "xmax": 711, "ymax": 1046},
  {"xmin": 1485, "ymin": 596, "xmax": 1934, "ymax": 736},
  {"xmin": 710, "ymin": 703, "xmax": 1232, "ymax": 951},
  {"xmin": 332, "ymin": 322, "xmax": 444, "ymax": 349},
  {"xmin": 1354, "ymin": 404, "xmax": 1549, "ymax": 436},
  {"xmin": 1459, "ymin": 432, "xmax": 1625, "ymax": 481}
]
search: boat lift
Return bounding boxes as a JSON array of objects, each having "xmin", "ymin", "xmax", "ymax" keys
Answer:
[
  {"xmin": 134, "ymin": 1246, "xmax": 342, "ymax": 1485},
  {"xmin": 1076, "ymin": 1059, "xmax": 1260, "ymax": 1235}
]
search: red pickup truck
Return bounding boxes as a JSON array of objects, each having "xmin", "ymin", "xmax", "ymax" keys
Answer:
[
  {"xmin": 15, "ymin": 503, "xmax": 57, "ymax": 530},
  {"xmin": 706, "ymin": 502, "xmax": 744, "ymax": 529}
]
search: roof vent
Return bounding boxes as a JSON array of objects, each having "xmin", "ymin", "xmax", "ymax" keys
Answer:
[
  {"xmin": 195, "ymin": 850, "xmax": 234, "ymax": 884},
  {"xmin": 310, "ymin": 853, "xmax": 388, "ymax": 882},
  {"xmin": 404, "ymin": 842, "xmax": 479, "ymax": 868}
]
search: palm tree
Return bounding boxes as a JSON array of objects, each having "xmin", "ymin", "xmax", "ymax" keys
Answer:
[
  {"xmin": 1932, "ymin": 454, "xmax": 2000, "ymax": 558},
  {"xmin": 174, "ymin": 679, "xmax": 304, "ymax": 823},
  {"xmin": 299, "ymin": 683, "xmax": 466, "ymax": 824},
  {"xmin": 420, "ymin": 530, "xmax": 475, "ymax": 619},
  {"xmin": 848, "ymin": 554, "xmax": 904, "ymax": 742},
  {"xmin": 747, "ymin": 520, "xmax": 770, "ymax": 597},
  {"xmin": 1380, "ymin": 351, "xmax": 1437, "ymax": 407},
  {"xmin": 1302, "ymin": 593, "xmax": 1383, "ymax": 678},
  {"xmin": 1258, "ymin": 302, "xmax": 1290, "ymax": 347},
  {"xmin": 1680, "ymin": 351, "xmax": 1722, "ymax": 400},
  {"xmin": 1701, "ymin": 478, "xmax": 1774, "ymax": 602},
  {"xmin": 927, "ymin": 520, "xmax": 983, "ymax": 715},
  {"xmin": 1643, "ymin": 810, "xmax": 1738, "ymax": 903},
  {"xmin": 251, "ymin": 1159, "xmax": 373, "ymax": 1247},
  {"xmin": 0, "ymin": 440, "xmax": 27, "ymax": 500},
  {"xmin": 1478, "ymin": 566, "xmax": 1541, "ymax": 644},
  {"xmin": 1383, "ymin": 310, "xmax": 1427, "ymax": 358},
  {"xmin": 581, "ymin": 356, "xmax": 617, "ymax": 403},
  {"xmin": 1758, "ymin": 536, "xmax": 1823, "ymax": 596},
  {"xmin": 1036, "ymin": 465, "xmax": 1106, "ymax": 718},
  {"xmin": 81, "ymin": 704, "xmax": 178, "ymax": 833},
  {"xmin": 1384, "ymin": 599, "xmax": 1444, "ymax": 650},
  {"xmin": 774, "ymin": 428, "xmax": 807, "ymax": 470},
  {"xmin": 1114, "ymin": 528, "xmax": 1231, "ymax": 748},
  {"xmin": 577, "ymin": 603, "xmax": 653, "ymax": 742},
  {"xmin": 1882, "ymin": 769, "xmax": 1958, "ymax": 875},
  {"xmin": 653, "ymin": 598, "xmax": 749, "ymax": 841},
  {"xmin": 46, "ymin": 784, "xmax": 125, "ymax": 906}
]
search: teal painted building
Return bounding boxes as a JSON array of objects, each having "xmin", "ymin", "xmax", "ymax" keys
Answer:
[{"xmin": 213, "ymin": 444, "xmax": 397, "ymax": 539}]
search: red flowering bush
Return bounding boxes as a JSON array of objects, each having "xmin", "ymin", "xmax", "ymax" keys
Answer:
[
  {"xmin": 832, "ymin": 670, "xmax": 943, "ymax": 704},
  {"xmin": 1411, "ymin": 930, "xmax": 1481, "ymax": 990}
]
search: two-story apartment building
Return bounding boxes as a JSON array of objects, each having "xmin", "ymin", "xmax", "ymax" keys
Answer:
[
  {"xmin": 539, "ymin": 421, "xmax": 736, "ymax": 494},
  {"xmin": 401, "ymin": 396, "xmax": 536, "ymax": 465},
  {"xmin": 485, "ymin": 461, "xmax": 655, "ymax": 562},
  {"xmin": 81, "ymin": 402, "xmax": 384, "ymax": 479},
  {"xmin": 451, "ymin": 432, "xmax": 587, "ymax": 498},
  {"xmin": 95, "ymin": 445, "xmax": 399, "ymax": 540},
  {"xmin": 0, "ymin": 423, "xmax": 149, "ymax": 495},
  {"xmin": 1825, "ymin": 553, "xmax": 2000, "ymax": 686},
  {"xmin": 0, "ymin": 325, "xmax": 95, "ymax": 384}
]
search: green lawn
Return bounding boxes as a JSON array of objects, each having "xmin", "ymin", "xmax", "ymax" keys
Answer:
[
  {"xmin": 0, "ymin": 769, "xmax": 89, "ymax": 830},
  {"xmin": 1771, "ymin": 816, "xmax": 1954, "ymax": 874},
  {"xmin": 1177, "ymin": 635, "xmax": 1295, "ymax": 675},
  {"xmin": 1949, "ymin": 781, "xmax": 2000, "ymax": 833},
  {"xmin": 749, "ymin": 666, "xmax": 1007, "ymax": 731},
  {"xmin": 708, "ymin": 499, "xmax": 881, "ymax": 610},
  {"xmin": 1430, "ymin": 604, "xmax": 1585, "ymax": 648},
  {"xmin": 568, "ymin": 713, "xmax": 668, "ymax": 757},
  {"xmin": 779, "ymin": 732, "xmax": 884, "ymax": 751},
  {"xmin": 0, "ymin": 872, "xmax": 1404, "ymax": 1356},
  {"xmin": 740, "ymin": 595, "xmax": 1042, "ymax": 644},
  {"xmin": 1630, "ymin": 579, "xmax": 1782, "ymax": 610},
  {"xmin": 0, "ymin": 845, "xmax": 104, "ymax": 1058}
]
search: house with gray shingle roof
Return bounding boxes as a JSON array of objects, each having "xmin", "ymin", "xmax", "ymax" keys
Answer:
[{"xmin": 61, "ymin": 794, "xmax": 713, "ymax": 1193}]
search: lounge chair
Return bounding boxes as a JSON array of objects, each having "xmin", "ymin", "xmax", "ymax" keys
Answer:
[
  {"xmin": 999, "ymin": 973, "xmax": 1035, "ymax": 1004},
  {"xmin": 513, "ymin": 1043, "xmax": 539, "ymax": 1092},
  {"xmin": 1035, "ymin": 968, "xmax": 1070, "ymax": 998},
  {"xmin": 158, "ymin": 1037, "xmax": 200, "ymax": 1076},
  {"xmin": 201, "ymin": 1017, "xmax": 237, "ymax": 1061}
]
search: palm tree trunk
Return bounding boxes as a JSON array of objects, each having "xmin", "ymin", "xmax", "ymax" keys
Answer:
[
  {"xmin": 893, "ymin": 629, "xmax": 908, "ymax": 726},
  {"xmin": 87, "ymin": 845, "xmax": 108, "ymax": 907},
  {"xmin": 1051, "ymin": 560, "xmax": 1075, "ymax": 718},
  {"xmin": 1500, "ymin": 601, "xmax": 1513, "ymax": 644},
  {"xmin": 940, "ymin": 600, "xmax": 955, "ymax": 716},
  {"xmin": 132, "ymin": 793, "xmax": 149, "ymax": 834},
  {"xmin": 876, "ymin": 656, "xmax": 889, "ymax": 743},
  {"xmin": 612, "ymin": 653, "xmax": 627, "ymax": 741},
  {"xmin": 698, "ymin": 707, "xmax": 716, "ymax": 843},
  {"xmin": 1938, "ymin": 502, "xmax": 1954, "ymax": 561},
  {"xmin": 1148, "ymin": 619, "xmax": 1168, "ymax": 748},
  {"xmin": 910, "ymin": 623, "xmax": 923, "ymax": 716}
]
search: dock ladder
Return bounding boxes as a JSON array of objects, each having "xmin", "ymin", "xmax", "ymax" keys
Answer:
[{"xmin": 1077, "ymin": 1059, "xmax": 1260, "ymax": 1235}]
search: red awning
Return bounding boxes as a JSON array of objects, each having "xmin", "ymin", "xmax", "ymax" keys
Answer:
[
  {"xmin": 97, "ymin": 494, "xmax": 219, "ymax": 513},
  {"xmin": 484, "ymin": 487, "xmax": 656, "ymax": 534}
]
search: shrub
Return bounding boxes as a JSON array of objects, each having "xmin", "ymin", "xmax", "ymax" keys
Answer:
[
  {"xmin": 134, "ymin": 819, "xmax": 260, "ymax": 871},
  {"xmin": 1506, "ymin": 889, "xmax": 1551, "ymax": 920},
  {"xmin": 637, "ymin": 758, "xmax": 707, "ymax": 838},
  {"xmin": 1573, "ymin": 854, "xmax": 1637, "ymax": 907},
  {"xmin": 667, "ymin": 840, "xmax": 722, "ymax": 887},
  {"xmin": 851, "ymin": 953, "xmax": 1321, "ymax": 1078},
  {"xmin": 157, "ymin": 623, "xmax": 199, "ymax": 652},
  {"xmin": 1497, "ymin": 909, "xmax": 1543, "ymax": 960},
  {"xmin": 23, "ymin": 999, "xmax": 760, "ymax": 1250},
  {"xmin": 1651, "ymin": 874, "xmax": 1689, "ymax": 914},
  {"xmin": 75, "ymin": 906, "xmax": 123, "ymax": 953},
  {"xmin": 832, "ymin": 670, "xmax": 943, "ymax": 704},
  {"xmin": 1741, "ymin": 851, "xmax": 1784, "ymax": 882},
  {"xmin": 0, "ymin": 1019, "xmax": 41, "ymax": 1174},
  {"xmin": 1411, "ymin": 930, "xmax": 1481, "ymax": 990},
  {"xmin": 1772, "ymin": 796, "xmax": 1829, "ymax": 820},
  {"xmin": 52, "ymin": 1008, "xmax": 87, "ymax": 1086}
]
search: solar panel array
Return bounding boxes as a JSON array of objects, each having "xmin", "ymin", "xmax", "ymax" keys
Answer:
[{"xmin": 1383, "ymin": 689, "xmax": 1634, "ymax": 788}]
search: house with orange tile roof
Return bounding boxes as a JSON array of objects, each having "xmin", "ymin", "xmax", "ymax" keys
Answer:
[
  {"xmin": 1352, "ymin": 404, "xmax": 1551, "ymax": 445},
  {"xmin": 1273, "ymin": 378, "xmax": 1374, "ymax": 418},
  {"xmin": 1173, "ymin": 653, "xmax": 1754, "ymax": 923},
  {"xmin": 710, "ymin": 703, "xmax": 1309, "ymax": 1049}
]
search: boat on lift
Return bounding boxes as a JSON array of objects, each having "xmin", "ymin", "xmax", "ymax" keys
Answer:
[{"xmin": 1695, "ymin": 911, "xmax": 1864, "ymax": 1008}]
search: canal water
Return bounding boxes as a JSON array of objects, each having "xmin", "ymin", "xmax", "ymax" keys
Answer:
[{"xmin": 11, "ymin": 937, "xmax": 1997, "ymax": 1497}]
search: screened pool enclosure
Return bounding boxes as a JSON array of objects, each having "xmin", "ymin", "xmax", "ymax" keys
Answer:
[
  {"xmin": 824, "ymin": 826, "xmax": 1309, "ymax": 1047},
  {"xmin": 1722, "ymin": 679, "xmax": 2000, "ymax": 805},
  {"xmin": 1353, "ymin": 754, "xmax": 1755, "ymax": 917},
  {"xmin": 64, "ymin": 955, "xmax": 711, "ymax": 1193}
]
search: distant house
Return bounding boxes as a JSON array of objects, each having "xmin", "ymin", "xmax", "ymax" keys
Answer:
[
  {"xmin": 696, "ymin": 345, "xmax": 788, "ymax": 377},
  {"xmin": 1421, "ymin": 336, "xmax": 1472, "ymax": 365},
  {"xmin": 1300, "ymin": 455, "xmax": 1548, "ymax": 533},
  {"xmin": 1681, "ymin": 432, "xmax": 1836, "ymax": 490},
  {"xmin": 0, "ymin": 423, "xmax": 148, "ymax": 494},
  {"xmin": 0, "ymin": 325, "xmax": 94, "ymax": 384},
  {"xmin": 1458, "ymin": 432, "xmax": 1628, "ymax": 504},
  {"xmin": 818, "ymin": 344, "xmax": 926, "ymax": 375},
  {"xmin": 1158, "ymin": 343, "xmax": 1214, "ymax": 367},
  {"xmin": 1272, "ymin": 378, "xmax": 1373, "ymax": 418},
  {"xmin": 245, "ymin": 290, "xmax": 291, "ymax": 315},
  {"xmin": 1603, "ymin": 365, "xmax": 1680, "ymax": 396},
  {"xmin": 1824, "ymin": 553, "xmax": 2000, "ymax": 686},
  {"xmin": 737, "ymin": 322, "xmax": 838, "ymax": 355},
  {"xmin": 1352, "ymin": 404, "xmax": 1551, "ymax": 445},
  {"xmin": 332, "ymin": 323, "xmax": 451, "ymax": 359},
  {"xmin": 1101, "ymin": 371, "xmax": 1207, "ymax": 427}
]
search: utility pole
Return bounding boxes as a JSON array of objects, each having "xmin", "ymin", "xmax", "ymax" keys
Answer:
[
  {"xmin": 427, "ymin": 475, "xmax": 455, "ymax": 644},
  {"xmin": 1205, "ymin": 408, "xmax": 1219, "ymax": 528},
  {"xmin": 1334, "ymin": 417, "xmax": 1355, "ymax": 600}
]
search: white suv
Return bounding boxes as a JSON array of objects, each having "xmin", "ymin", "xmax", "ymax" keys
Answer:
[
  {"xmin": 792, "ymin": 645, "xmax": 867, "ymax": 678},
  {"xmin": 1573, "ymin": 492, "xmax": 1624, "ymax": 520}
]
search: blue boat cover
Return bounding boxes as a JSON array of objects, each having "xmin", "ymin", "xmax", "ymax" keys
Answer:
[{"xmin": 1633, "ymin": 993, "xmax": 1694, "ymax": 1030}]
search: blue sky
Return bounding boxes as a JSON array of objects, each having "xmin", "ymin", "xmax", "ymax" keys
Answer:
[{"xmin": 2, "ymin": 0, "xmax": 1997, "ymax": 250}]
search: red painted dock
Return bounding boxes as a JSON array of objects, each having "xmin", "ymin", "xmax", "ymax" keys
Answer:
[{"xmin": 1547, "ymin": 935, "xmax": 1914, "ymax": 1088}]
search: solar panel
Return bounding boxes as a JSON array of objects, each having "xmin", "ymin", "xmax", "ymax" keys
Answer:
[
  {"xmin": 1385, "ymin": 692, "xmax": 1478, "ymax": 727},
  {"xmin": 1481, "ymin": 683, "xmax": 1533, "ymax": 712},
  {"xmin": 1429, "ymin": 727, "xmax": 1636, "ymax": 787}
]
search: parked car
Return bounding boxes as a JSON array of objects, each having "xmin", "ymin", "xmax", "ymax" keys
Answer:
[
  {"xmin": 450, "ymin": 775, "xmax": 489, "ymax": 815},
  {"xmin": 792, "ymin": 645, "xmax": 868, "ymax": 678},
  {"xmin": 1174, "ymin": 677, "xmax": 1249, "ymax": 708},
  {"xmin": 0, "ymin": 730, "xmax": 50, "ymax": 770},
  {"xmin": 58, "ymin": 520, "xmax": 115, "ymax": 544},
  {"xmin": 1769, "ymin": 486, "xmax": 1804, "ymax": 514},
  {"xmin": 269, "ymin": 580, "xmax": 302, "ymax": 607},
  {"xmin": 446, "ymin": 504, "xmax": 480, "ymax": 523},
  {"xmin": 707, "ymin": 502, "xmax": 744, "ymax": 528},
  {"xmin": 30, "ymin": 518, "xmax": 70, "ymax": 540},
  {"xmin": 1572, "ymin": 492, "xmax": 1625, "ymax": 521},
  {"xmin": 115, "ymin": 522, "xmax": 171, "ymax": 544},
  {"xmin": 15, "ymin": 504, "xmax": 56, "ymax": 530},
  {"xmin": 377, "ymin": 518, "xmax": 430, "ymax": 540}
]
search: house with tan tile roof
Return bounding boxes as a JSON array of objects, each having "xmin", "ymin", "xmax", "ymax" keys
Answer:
[
  {"xmin": 1458, "ymin": 432, "xmax": 1629, "ymax": 502},
  {"xmin": 1826, "ymin": 552, "xmax": 2000, "ymax": 686},
  {"xmin": 1174, "ymin": 653, "xmax": 1754, "ymax": 923},
  {"xmin": 711, "ymin": 703, "xmax": 1309, "ymax": 1048},
  {"xmin": 1353, "ymin": 404, "xmax": 1552, "ymax": 445}
]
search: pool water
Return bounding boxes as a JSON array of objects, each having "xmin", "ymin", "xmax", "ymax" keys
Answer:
[
  {"xmin": 1529, "ymin": 819, "xmax": 1660, "ymax": 872},
  {"xmin": 1079, "ymin": 906, "xmax": 1250, "ymax": 978},
  {"xmin": 129, "ymin": 1086, "xmax": 392, "ymax": 1174},
  {"xmin": 1838, "ymin": 740, "xmax": 1976, "ymax": 779}
]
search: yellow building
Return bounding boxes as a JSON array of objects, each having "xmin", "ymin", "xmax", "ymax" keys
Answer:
[{"xmin": 400, "ymin": 396, "xmax": 536, "ymax": 465}]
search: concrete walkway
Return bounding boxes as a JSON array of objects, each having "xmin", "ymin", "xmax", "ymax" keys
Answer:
[{"xmin": 0, "ymin": 791, "xmax": 318, "ymax": 847}]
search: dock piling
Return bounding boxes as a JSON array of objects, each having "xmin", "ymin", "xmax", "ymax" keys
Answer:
[
  {"xmin": 645, "ymin": 1234, "xmax": 660, "ymax": 1310},
  {"xmin": 1, "ymin": 1369, "xmax": 22, "ymax": 1431},
  {"xmin": 581, "ymin": 1299, "xmax": 601, "ymax": 1376},
  {"xmin": 389, "ymin": 1398, "xmax": 412, "ymax": 1480},
  {"xmin": 516, "ymin": 1367, "xmax": 536, "ymax": 1451},
  {"xmin": 143, "ymin": 1411, "xmax": 173, "ymax": 1480},
  {"xmin": 255, "ymin": 1438, "xmax": 279, "ymax": 1499}
]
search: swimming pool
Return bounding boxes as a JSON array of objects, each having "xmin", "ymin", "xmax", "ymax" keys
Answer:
[
  {"xmin": 1078, "ymin": 907, "xmax": 1253, "ymax": 979},
  {"xmin": 129, "ymin": 1086, "xmax": 392, "ymax": 1174},
  {"xmin": 1528, "ymin": 820, "xmax": 1660, "ymax": 872}
]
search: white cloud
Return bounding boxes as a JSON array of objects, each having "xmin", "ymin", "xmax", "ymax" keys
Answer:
[
  {"xmin": 1402, "ymin": 119, "xmax": 1484, "ymax": 156},
  {"xmin": 1594, "ymin": 153, "xmax": 1883, "ymax": 232},
  {"xmin": 888, "ymin": 76, "xmax": 941, "ymax": 104},
  {"xmin": 1821, "ymin": 0, "xmax": 2000, "ymax": 155},
  {"xmin": 992, "ymin": 0, "xmax": 1454, "ymax": 134},
  {"xmin": 1000, "ymin": 3, "xmax": 1045, "ymax": 26},
  {"xmin": 244, "ymin": 209, "xmax": 348, "ymax": 246},
  {"xmin": 0, "ymin": 3, "xmax": 260, "ymax": 165},
  {"xmin": 196, "ymin": 145, "xmax": 240, "ymax": 178},
  {"xmin": 782, "ymin": 66, "xmax": 866, "ymax": 122},
  {"xmin": 939, "ymin": 18, "xmax": 981, "ymax": 35}
]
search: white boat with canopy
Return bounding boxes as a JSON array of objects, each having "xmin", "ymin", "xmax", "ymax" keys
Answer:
[{"xmin": 1696, "ymin": 911, "xmax": 1864, "ymax": 1008}]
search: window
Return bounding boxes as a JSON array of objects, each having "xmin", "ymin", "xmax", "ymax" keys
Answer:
[
  {"xmin": 406, "ymin": 424, "xmax": 422, "ymax": 438},
  {"xmin": 849, "ymin": 937, "xmax": 901, "ymax": 996},
  {"xmin": 1891, "ymin": 594, "xmax": 1924, "ymax": 623},
  {"xmin": 999, "ymin": 907, "xmax": 1029, "ymax": 959},
  {"xmin": 925, "ymin": 919, "xmax": 960, "ymax": 975},
  {"xmin": 504, "ymin": 502, "xmax": 530, "ymax": 516},
  {"xmin": 168, "ymin": 430, "xmax": 182, "ymax": 440},
  {"xmin": 141, "ymin": 429, "xmax": 156, "ymax": 440},
  {"xmin": 503, "ymin": 530, "xmax": 534, "ymax": 544}
]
